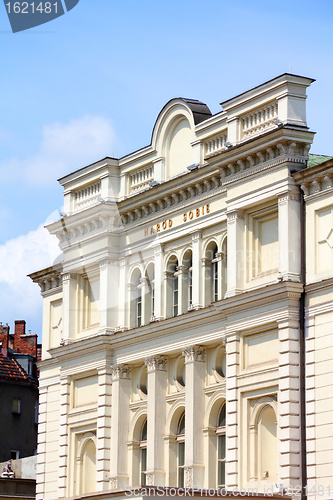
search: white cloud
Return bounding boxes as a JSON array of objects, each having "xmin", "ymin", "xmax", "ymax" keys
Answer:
[
  {"xmin": 0, "ymin": 224, "xmax": 61, "ymax": 324},
  {"xmin": 1, "ymin": 115, "xmax": 115, "ymax": 186}
]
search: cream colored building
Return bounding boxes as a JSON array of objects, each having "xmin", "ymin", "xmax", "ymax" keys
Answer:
[{"xmin": 30, "ymin": 74, "xmax": 333, "ymax": 500}]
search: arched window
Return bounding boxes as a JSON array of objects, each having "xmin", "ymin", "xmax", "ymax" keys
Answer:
[
  {"xmin": 211, "ymin": 244, "xmax": 219, "ymax": 302},
  {"xmin": 216, "ymin": 405, "xmax": 226, "ymax": 488},
  {"xmin": 204, "ymin": 242, "xmax": 219, "ymax": 305},
  {"xmin": 140, "ymin": 419, "xmax": 147, "ymax": 485},
  {"xmin": 177, "ymin": 413, "xmax": 185, "ymax": 487}
]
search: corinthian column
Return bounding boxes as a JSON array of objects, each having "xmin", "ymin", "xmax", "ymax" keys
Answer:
[
  {"xmin": 145, "ymin": 355, "xmax": 168, "ymax": 485},
  {"xmin": 110, "ymin": 364, "xmax": 131, "ymax": 489},
  {"xmin": 183, "ymin": 345, "xmax": 206, "ymax": 488}
]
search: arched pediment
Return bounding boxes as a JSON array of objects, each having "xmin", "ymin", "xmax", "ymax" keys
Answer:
[{"xmin": 151, "ymin": 98, "xmax": 211, "ymax": 180}]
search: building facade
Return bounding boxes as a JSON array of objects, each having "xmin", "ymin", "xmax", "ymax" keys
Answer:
[
  {"xmin": 30, "ymin": 74, "xmax": 333, "ymax": 500},
  {"xmin": 0, "ymin": 321, "xmax": 39, "ymax": 462}
]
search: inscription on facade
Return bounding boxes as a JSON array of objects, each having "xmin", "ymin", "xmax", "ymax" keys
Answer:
[{"xmin": 144, "ymin": 204, "xmax": 210, "ymax": 237}]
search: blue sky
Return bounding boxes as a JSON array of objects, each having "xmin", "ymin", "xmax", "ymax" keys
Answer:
[{"xmin": 0, "ymin": 0, "xmax": 333, "ymax": 338}]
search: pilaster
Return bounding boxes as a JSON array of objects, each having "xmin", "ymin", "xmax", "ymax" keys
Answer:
[
  {"xmin": 183, "ymin": 345, "xmax": 206, "ymax": 488},
  {"xmin": 225, "ymin": 332, "xmax": 239, "ymax": 489},
  {"xmin": 118, "ymin": 258, "xmax": 127, "ymax": 330},
  {"xmin": 278, "ymin": 191, "xmax": 301, "ymax": 282},
  {"xmin": 58, "ymin": 374, "xmax": 70, "ymax": 498},
  {"xmin": 305, "ymin": 315, "xmax": 316, "ymax": 493},
  {"xmin": 110, "ymin": 364, "xmax": 131, "ymax": 489},
  {"xmin": 225, "ymin": 211, "xmax": 244, "ymax": 297},
  {"xmin": 99, "ymin": 259, "xmax": 119, "ymax": 331},
  {"xmin": 278, "ymin": 319, "xmax": 301, "ymax": 486},
  {"xmin": 96, "ymin": 366, "xmax": 112, "ymax": 491},
  {"xmin": 36, "ymin": 386, "xmax": 47, "ymax": 499},
  {"xmin": 62, "ymin": 273, "xmax": 78, "ymax": 342},
  {"xmin": 145, "ymin": 355, "xmax": 168, "ymax": 485}
]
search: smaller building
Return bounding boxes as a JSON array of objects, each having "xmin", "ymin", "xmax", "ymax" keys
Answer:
[{"xmin": 0, "ymin": 321, "xmax": 39, "ymax": 462}]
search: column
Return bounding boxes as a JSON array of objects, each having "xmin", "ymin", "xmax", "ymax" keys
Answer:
[
  {"xmin": 99, "ymin": 259, "xmax": 119, "ymax": 332},
  {"xmin": 36, "ymin": 386, "xmax": 47, "ymax": 499},
  {"xmin": 225, "ymin": 332, "xmax": 239, "ymax": 489},
  {"xmin": 278, "ymin": 191, "xmax": 301, "ymax": 282},
  {"xmin": 225, "ymin": 211, "xmax": 244, "ymax": 297},
  {"xmin": 145, "ymin": 355, "xmax": 168, "ymax": 486},
  {"xmin": 183, "ymin": 345, "xmax": 206, "ymax": 488},
  {"xmin": 110, "ymin": 364, "xmax": 131, "ymax": 489},
  {"xmin": 58, "ymin": 374, "xmax": 70, "ymax": 498},
  {"xmin": 278, "ymin": 319, "xmax": 301, "ymax": 487},
  {"xmin": 62, "ymin": 273, "xmax": 78, "ymax": 342},
  {"xmin": 305, "ymin": 315, "xmax": 316, "ymax": 496},
  {"xmin": 153, "ymin": 244, "xmax": 164, "ymax": 320},
  {"xmin": 191, "ymin": 231, "xmax": 203, "ymax": 309},
  {"xmin": 96, "ymin": 366, "xmax": 112, "ymax": 491}
]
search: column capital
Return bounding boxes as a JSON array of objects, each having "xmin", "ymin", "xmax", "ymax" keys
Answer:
[
  {"xmin": 226, "ymin": 210, "xmax": 244, "ymax": 223},
  {"xmin": 190, "ymin": 230, "xmax": 203, "ymax": 241},
  {"xmin": 144, "ymin": 355, "xmax": 167, "ymax": 372},
  {"xmin": 182, "ymin": 345, "xmax": 206, "ymax": 363},
  {"xmin": 111, "ymin": 363, "xmax": 131, "ymax": 381},
  {"xmin": 277, "ymin": 191, "xmax": 300, "ymax": 204},
  {"xmin": 61, "ymin": 272, "xmax": 78, "ymax": 282}
]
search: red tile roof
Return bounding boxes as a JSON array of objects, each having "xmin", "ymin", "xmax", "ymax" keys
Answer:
[{"xmin": 0, "ymin": 353, "xmax": 36, "ymax": 384}]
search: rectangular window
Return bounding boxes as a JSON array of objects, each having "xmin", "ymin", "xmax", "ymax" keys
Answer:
[
  {"xmin": 140, "ymin": 447, "xmax": 147, "ymax": 485},
  {"xmin": 137, "ymin": 287, "xmax": 142, "ymax": 327},
  {"xmin": 11, "ymin": 450, "xmax": 19, "ymax": 459},
  {"xmin": 217, "ymin": 434, "xmax": 226, "ymax": 487},
  {"xmin": 12, "ymin": 398, "xmax": 21, "ymax": 414},
  {"xmin": 178, "ymin": 441, "xmax": 185, "ymax": 487},
  {"xmin": 188, "ymin": 268, "xmax": 193, "ymax": 309},
  {"xmin": 173, "ymin": 275, "xmax": 178, "ymax": 316}
]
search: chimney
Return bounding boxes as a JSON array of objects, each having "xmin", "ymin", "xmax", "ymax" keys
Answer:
[
  {"xmin": 15, "ymin": 320, "xmax": 26, "ymax": 336},
  {"xmin": 0, "ymin": 323, "xmax": 10, "ymax": 356}
]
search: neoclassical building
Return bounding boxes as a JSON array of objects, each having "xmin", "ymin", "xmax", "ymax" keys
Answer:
[{"xmin": 30, "ymin": 73, "xmax": 333, "ymax": 500}]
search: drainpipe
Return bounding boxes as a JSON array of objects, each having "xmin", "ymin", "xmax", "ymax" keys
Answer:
[{"xmin": 299, "ymin": 187, "xmax": 307, "ymax": 500}]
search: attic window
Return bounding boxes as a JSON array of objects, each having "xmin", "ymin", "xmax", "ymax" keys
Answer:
[{"xmin": 12, "ymin": 398, "xmax": 21, "ymax": 414}]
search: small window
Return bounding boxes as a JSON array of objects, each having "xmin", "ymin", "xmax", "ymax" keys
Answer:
[
  {"xmin": 12, "ymin": 398, "xmax": 21, "ymax": 415},
  {"xmin": 11, "ymin": 450, "xmax": 19, "ymax": 459},
  {"xmin": 177, "ymin": 413, "xmax": 185, "ymax": 487},
  {"xmin": 140, "ymin": 419, "xmax": 147, "ymax": 485},
  {"xmin": 217, "ymin": 404, "xmax": 226, "ymax": 488},
  {"xmin": 34, "ymin": 401, "xmax": 39, "ymax": 424}
]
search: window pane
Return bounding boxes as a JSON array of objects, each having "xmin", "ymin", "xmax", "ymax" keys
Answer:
[
  {"xmin": 178, "ymin": 413, "xmax": 185, "ymax": 435},
  {"xmin": 178, "ymin": 441, "xmax": 185, "ymax": 466},
  {"xmin": 218, "ymin": 434, "xmax": 226, "ymax": 460},
  {"xmin": 178, "ymin": 441, "xmax": 185, "ymax": 488},
  {"xmin": 141, "ymin": 420, "xmax": 147, "ymax": 441},
  {"xmin": 217, "ymin": 459, "xmax": 225, "ymax": 487},
  {"xmin": 141, "ymin": 447, "xmax": 147, "ymax": 485},
  {"xmin": 218, "ymin": 405, "xmax": 226, "ymax": 427}
]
